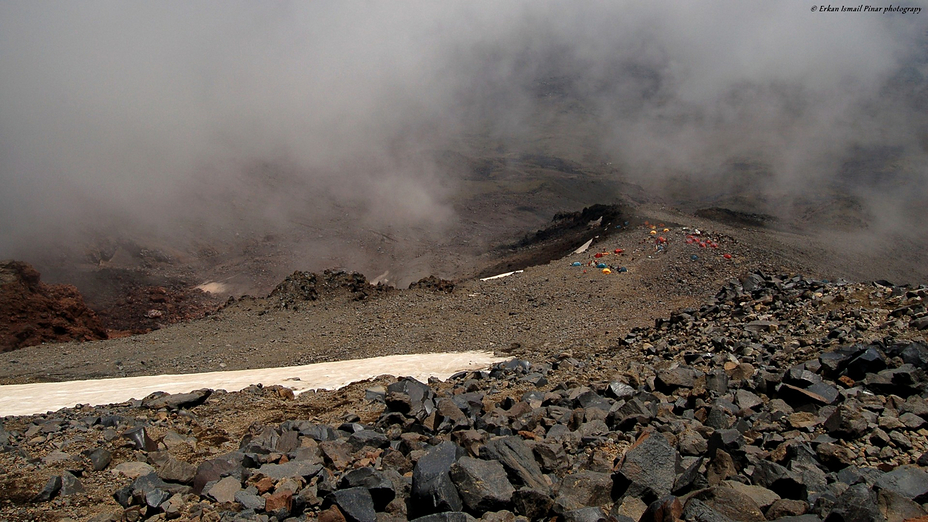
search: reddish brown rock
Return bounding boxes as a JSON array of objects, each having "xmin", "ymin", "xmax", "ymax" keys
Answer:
[{"xmin": 0, "ymin": 260, "xmax": 107, "ymax": 351}]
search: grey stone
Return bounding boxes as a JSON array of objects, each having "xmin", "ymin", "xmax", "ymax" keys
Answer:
[
  {"xmin": 554, "ymin": 471, "xmax": 613, "ymax": 513},
  {"xmin": 511, "ymin": 488, "xmax": 554, "ymax": 520},
  {"xmin": 145, "ymin": 488, "xmax": 171, "ymax": 509},
  {"xmin": 412, "ymin": 441, "xmax": 464, "ymax": 517},
  {"xmin": 751, "ymin": 460, "xmax": 807, "ymax": 500},
  {"xmin": 656, "ymin": 366, "xmax": 697, "ymax": 390},
  {"xmin": 690, "ymin": 486, "xmax": 766, "ymax": 522},
  {"xmin": 765, "ymin": 499, "xmax": 808, "ymax": 519},
  {"xmin": 722, "ymin": 481, "xmax": 780, "ymax": 510},
  {"xmin": 682, "ymin": 498, "xmax": 737, "ymax": 522},
  {"xmin": 450, "ymin": 456, "xmax": 514, "ymax": 513},
  {"xmin": 32, "ymin": 475, "xmax": 61, "ymax": 502},
  {"xmin": 235, "ymin": 489, "xmax": 266, "ymax": 511},
  {"xmin": 339, "ymin": 467, "xmax": 396, "ymax": 511},
  {"xmin": 408, "ymin": 513, "xmax": 477, "ymax": 522},
  {"xmin": 877, "ymin": 488, "xmax": 926, "ymax": 522},
  {"xmin": 561, "ymin": 507, "xmax": 609, "ymax": 522},
  {"xmin": 735, "ymin": 390, "xmax": 764, "ymax": 411},
  {"xmin": 122, "ymin": 426, "xmax": 158, "ymax": 452},
  {"xmin": 327, "ymin": 487, "xmax": 377, "ymax": 522},
  {"xmin": 142, "ymin": 388, "xmax": 211, "ymax": 410},
  {"xmin": 824, "ymin": 401, "xmax": 869, "ymax": 439},
  {"xmin": 875, "ymin": 466, "xmax": 928, "ymax": 503},
  {"xmin": 349, "ymin": 430, "xmax": 390, "ymax": 451},
  {"xmin": 60, "ymin": 471, "xmax": 85, "ymax": 496},
  {"xmin": 257, "ymin": 459, "xmax": 322, "ymax": 481},
  {"xmin": 386, "ymin": 377, "xmax": 434, "ymax": 418},
  {"xmin": 615, "ymin": 428, "xmax": 679, "ymax": 501},
  {"xmin": 193, "ymin": 452, "xmax": 245, "ymax": 494},
  {"xmin": 206, "ymin": 475, "xmax": 241, "ymax": 504},
  {"xmin": 480, "ymin": 436, "xmax": 549, "ymax": 492},
  {"xmin": 607, "ymin": 382, "xmax": 636, "ymax": 400},
  {"xmin": 87, "ymin": 447, "xmax": 112, "ymax": 471},
  {"xmin": 826, "ymin": 483, "xmax": 882, "ymax": 522},
  {"xmin": 156, "ymin": 457, "xmax": 197, "ymax": 484}
]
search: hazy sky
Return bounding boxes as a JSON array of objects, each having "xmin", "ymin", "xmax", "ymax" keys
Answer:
[{"xmin": 1, "ymin": 1, "xmax": 925, "ymax": 260}]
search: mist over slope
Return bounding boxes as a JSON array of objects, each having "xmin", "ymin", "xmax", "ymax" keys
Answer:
[{"xmin": 1, "ymin": 2, "xmax": 926, "ymax": 286}]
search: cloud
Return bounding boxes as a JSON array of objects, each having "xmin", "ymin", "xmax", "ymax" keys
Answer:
[{"xmin": 1, "ymin": 1, "xmax": 925, "ymax": 278}]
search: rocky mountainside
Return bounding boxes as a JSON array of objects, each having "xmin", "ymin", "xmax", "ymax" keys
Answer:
[
  {"xmin": 0, "ymin": 260, "xmax": 108, "ymax": 352},
  {"xmin": 1, "ymin": 215, "xmax": 927, "ymax": 521}
]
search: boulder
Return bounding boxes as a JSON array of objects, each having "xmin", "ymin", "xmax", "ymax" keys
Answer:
[{"xmin": 449, "ymin": 456, "xmax": 514, "ymax": 513}]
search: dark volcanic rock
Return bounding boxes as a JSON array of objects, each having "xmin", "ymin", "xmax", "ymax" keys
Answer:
[
  {"xmin": 411, "ymin": 441, "xmax": 464, "ymax": 517},
  {"xmin": 142, "ymin": 389, "xmax": 212, "ymax": 410},
  {"xmin": 823, "ymin": 401, "xmax": 869, "ymax": 439},
  {"xmin": 614, "ymin": 428, "xmax": 679, "ymax": 502},
  {"xmin": 325, "ymin": 487, "xmax": 377, "ymax": 522},
  {"xmin": 480, "ymin": 436, "xmax": 550, "ymax": 492},
  {"xmin": 512, "ymin": 488, "xmax": 555, "ymax": 520},
  {"xmin": 449, "ymin": 456, "xmax": 514, "ymax": 513},
  {"xmin": 690, "ymin": 487, "xmax": 766, "ymax": 522},
  {"xmin": 875, "ymin": 466, "xmax": 928, "ymax": 503},
  {"xmin": 554, "ymin": 470, "xmax": 613, "ymax": 513},
  {"xmin": 338, "ymin": 467, "xmax": 395, "ymax": 511},
  {"xmin": 825, "ymin": 483, "xmax": 882, "ymax": 522}
]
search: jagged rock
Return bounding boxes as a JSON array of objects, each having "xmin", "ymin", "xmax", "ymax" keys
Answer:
[
  {"xmin": 145, "ymin": 487, "xmax": 171, "ymax": 509},
  {"xmin": 824, "ymin": 401, "xmax": 869, "ymax": 439},
  {"xmin": 325, "ymin": 487, "xmax": 376, "ymax": 522},
  {"xmin": 765, "ymin": 499, "xmax": 809, "ymax": 519},
  {"xmin": 722, "ymin": 481, "xmax": 780, "ymax": 510},
  {"xmin": 235, "ymin": 488, "xmax": 265, "ymax": 511},
  {"xmin": 141, "ymin": 389, "xmax": 212, "ymax": 410},
  {"xmin": 132, "ymin": 472, "xmax": 188, "ymax": 503},
  {"xmin": 113, "ymin": 461, "xmax": 156, "ymax": 479},
  {"xmin": 204, "ymin": 475, "xmax": 240, "ymax": 504},
  {"xmin": 155, "ymin": 456, "xmax": 197, "ymax": 484},
  {"xmin": 844, "ymin": 346, "xmax": 887, "ymax": 380},
  {"xmin": 607, "ymin": 382, "xmax": 636, "ymax": 400},
  {"xmin": 614, "ymin": 428, "xmax": 679, "ymax": 502},
  {"xmin": 162, "ymin": 493, "xmax": 185, "ymax": 518},
  {"xmin": 750, "ymin": 459, "xmax": 807, "ymax": 500},
  {"xmin": 656, "ymin": 366, "xmax": 698, "ymax": 390},
  {"xmin": 677, "ymin": 428, "xmax": 708, "ymax": 456},
  {"xmin": 682, "ymin": 497, "xmax": 737, "ymax": 522},
  {"xmin": 348, "ymin": 429, "xmax": 390, "ymax": 451},
  {"xmin": 449, "ymin": 456, "xmax": 514, "ymax": 513},
  {"xmin": 878, "ymin": 489, "xmax": 927, "ymax": 522},
  {"xmin": 826, "ymin": 484, "xmax": 882, "ymax": 522},
  {"xmin": 554, "ymin": 471, "xmax": 613, "ymax": 513},
  {"xmin": 87, "ymin": 447, "xmax": 112, "ymax": 471},
  {"xmin": 192, "ymin": 452, "xmax": 245, "ymax": 494},
  {"xmin": 257, "ymin": 459, "xmax": 323, "ymax": 481},
  {"xmin": 706, "ymin": 449, "xmax": 737, "ymax": 486},
  {"xmin": 387, "ymin": 378, "xmax": 434, "ymax": 418},
  {"xmin": 816, "ymin": 443, "xmax": 855, "ymax": 470},
  {"xmin": 408, "ymin": 513, "xmax": 477, "ymax": 522},
  {"xmin": 339, "ymin": 467, "xmax": 396, "ymax": 511},
  {"xmin": 32, "ymin": 475, "xmax": 62, "ymax": 502},
  {"xmin": 511, "ymin": 488, "xmax": 554, "ymax": 520},
  {"xmin": 613, "ymin": 496, "xmax": 650, "ymax": 521},
  {"xmin": 480, "ymin": 436, "xmax": 549, "ymax": 492},
  {"xmin": 689, "ymin": 487, "xmax": 766, "ymax": 522},
  {"xmin": 60, "ymin": 471, "xmax": 85, "ymax": 496},
  {"xmin": 412, "ymin": 441, "xmax": 464, "ymax": 517},
  {"xmin": 561, "ymin": 507, "xmax": 609, "ymax": 522},
  {"xmin": 123, "ymin": 426, "xmax": 158, "ymax": 452},
  {"xmin": 875, "ymin": 466, "xmax": 928, "ymax": 503}
]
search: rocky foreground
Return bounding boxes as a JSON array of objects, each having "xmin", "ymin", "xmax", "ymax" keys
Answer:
[{"xmin": 1, "ymin": 270, "xmax": 927, "ymax": 522}]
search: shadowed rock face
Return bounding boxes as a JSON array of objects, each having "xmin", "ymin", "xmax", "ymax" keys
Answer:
[{"xmin": 0, "ymin": 260, "xmax": 107, "ymax": 352}]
